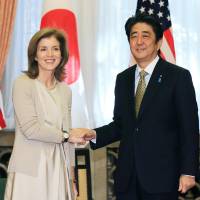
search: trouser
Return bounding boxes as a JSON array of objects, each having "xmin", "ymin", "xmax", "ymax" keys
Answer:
[{"xmin": 116, "ymin": 175, "xmax": 178, "ymax": 200}]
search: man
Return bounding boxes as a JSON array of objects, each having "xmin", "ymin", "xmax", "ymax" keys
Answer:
[{"xmin": 72, "ymin": 14, "xmax": 199, "ymax": 200}]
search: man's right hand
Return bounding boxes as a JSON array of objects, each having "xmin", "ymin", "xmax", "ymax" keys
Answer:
[{"xmin": 68, "ymin": 128, "xmax": 96, "ymax": 144}]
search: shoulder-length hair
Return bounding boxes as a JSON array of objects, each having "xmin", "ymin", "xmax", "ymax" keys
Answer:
[{"xmin": 25, "ymin": 28, "xmax": 69, "ymax": 81}]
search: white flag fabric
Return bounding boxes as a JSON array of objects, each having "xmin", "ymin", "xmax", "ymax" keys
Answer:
[{"xmin": 41, "ymin": 0, "xmax": 89, "ymax": 127}]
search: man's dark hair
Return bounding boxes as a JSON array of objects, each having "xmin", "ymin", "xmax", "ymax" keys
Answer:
[{"xmin": 125, "ymin": 13, "xmax": 163, "ymax": 42}]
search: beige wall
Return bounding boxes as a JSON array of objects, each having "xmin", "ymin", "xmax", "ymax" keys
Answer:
[
  {"xmin": 90, "ymin": 142, "xmax": 119, "ymax": 200},
  {"xmin": 90, "ymin": 148, "xmax": 107, "ymax": 200}
]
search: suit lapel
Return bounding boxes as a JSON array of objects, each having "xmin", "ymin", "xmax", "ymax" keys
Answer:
[
  {"xmin": 126, "ymin": 66, "xmax": 137, "ymax": 119},
  {"xmin": 137, "ymin": 58, "xmax": 165, "ymax": 119}
]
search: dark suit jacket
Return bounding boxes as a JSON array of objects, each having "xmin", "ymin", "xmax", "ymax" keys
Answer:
[{"xmin": 91, "ymin": 58, "xmax": 199, "ymax": 194}]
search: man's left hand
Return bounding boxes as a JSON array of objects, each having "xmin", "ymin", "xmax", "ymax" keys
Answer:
[{"xmin": 178, "ymin": 175, "xmax": 196, "ymax": 193}]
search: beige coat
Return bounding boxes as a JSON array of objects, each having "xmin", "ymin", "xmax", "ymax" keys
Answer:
[{"xmin": 8, "ymin": 74, "xmax": 75, "ymax": 177}]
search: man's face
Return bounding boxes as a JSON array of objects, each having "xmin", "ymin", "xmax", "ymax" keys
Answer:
[{"xmin": 129, "ymin": 22, "xmax": 162, "ymax": 67}]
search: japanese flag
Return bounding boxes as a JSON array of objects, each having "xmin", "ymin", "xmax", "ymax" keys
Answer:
[{"xmin": 41, "ymin": 0, "xmax": 89, "ymax": 127}]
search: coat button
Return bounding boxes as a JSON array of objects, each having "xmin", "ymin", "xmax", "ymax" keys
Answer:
[{"xmin": 135, "ymin": 128, "xmax": 139, "ymax": 132}]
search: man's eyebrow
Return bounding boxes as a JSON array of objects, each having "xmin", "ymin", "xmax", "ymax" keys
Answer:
[
  {"xmin": 142, "ymin": 31, "xmax": 150, "ymax": 34},
  {"xmin": 130, "ymin": 30, "xmax": 150, "ymax": 35},
  {"xmin": 130, "ymin": 31, "xmax": 138, "ymax": 35}
]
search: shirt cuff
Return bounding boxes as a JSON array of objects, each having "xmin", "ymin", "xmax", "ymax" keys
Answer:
[{"xmin": 91, "ymin": 130, "xmax": 97, "ymax": 143}]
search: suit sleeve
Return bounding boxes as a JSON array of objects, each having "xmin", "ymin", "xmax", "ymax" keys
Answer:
[
  {"xmin": 13, "ymin": 77, "xmax": 64, "ymax": 143},
  {"xmin": 175, "ymin": 69, "xmax": 199, "ymax": 176},
  {"xmin": 90, "ymin": 74, "xmax": 123, "ymax": 149}
]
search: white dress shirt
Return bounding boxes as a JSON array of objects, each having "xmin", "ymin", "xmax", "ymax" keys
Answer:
[{"xmin": 134, "ymin": 56, "xmax": 159, "ymax": 94}]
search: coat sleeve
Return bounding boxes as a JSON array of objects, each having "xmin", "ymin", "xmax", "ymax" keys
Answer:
[
  {"xmin": 13, "ymin": 76, "xmax": 64, "ymax": 143},
  {"xmin": 175, "ymin": 69, "xmax": 199, "ymax": 176},
  {"xmin": 65, "ymin": 88, "xmax": 75, "ymax": 167}
]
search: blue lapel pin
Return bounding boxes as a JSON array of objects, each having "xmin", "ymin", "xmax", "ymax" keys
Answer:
[{"xmin": 158, "ymin": 75, "xmax": 162, "ymax": 83}]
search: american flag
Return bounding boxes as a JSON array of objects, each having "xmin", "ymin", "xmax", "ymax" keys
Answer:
[{"xmin": 136, "ymin": 0, "xmax": 176, "ymax": 64}]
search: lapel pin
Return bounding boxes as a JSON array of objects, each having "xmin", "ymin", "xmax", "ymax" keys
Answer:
[{"xmin": 158, "ymin": 75, "xmax": 162, "ymax": 83}]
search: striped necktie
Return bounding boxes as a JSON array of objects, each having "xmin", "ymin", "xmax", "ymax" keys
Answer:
[{"xmin": 135, "ymin": 70, "xmax": 148, "ymax": 117}]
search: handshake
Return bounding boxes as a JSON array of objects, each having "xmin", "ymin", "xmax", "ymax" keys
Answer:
[{"xmin": 68, "ymin": 128, "xmax": 96, "ymax": 145}]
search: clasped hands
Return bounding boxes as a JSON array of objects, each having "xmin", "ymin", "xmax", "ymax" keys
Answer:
[{"xmin": 68, "ymin": 128, "xmax": 96, "ymax": 145}]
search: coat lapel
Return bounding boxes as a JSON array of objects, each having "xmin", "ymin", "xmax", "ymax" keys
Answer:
[
  {"xmin": 57, "ymin": 83, "xmax": 67, "ymax": 120},
  {"xmin": 126, "ymin": 66, "xmax": 137, "ymax": 119},
  {"xmin": 137, "ymin": 59, "xmax": 165, "ymax": 119},
  {"xmin": 57, "ymin": 83, "xmax": 71, "ymax": 132}
]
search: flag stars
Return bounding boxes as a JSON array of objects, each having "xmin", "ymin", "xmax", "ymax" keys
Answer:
[
  {"xmin": 149, "ymin": 0, "xmax": 155, "ymax": 4},
  {"xmin": 159, "ymin": 0, "xmax": 164, "ymax": 7},
  {"xmin": 148, "ymin": 8, "xmax": 154, "ymax": 15},
  {"xmin": 157, "ymin": 11, "xmax": 163, "ymax": 18},
  {"xmin": 167, "ymin": 15, "xmax": 171, "ymax": 21},
  {"xmin": 140, "ymin": 6, "xmax": 145, "ymax": 13}
]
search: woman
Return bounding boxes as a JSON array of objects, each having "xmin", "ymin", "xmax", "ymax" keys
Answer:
[{"xmin": 4, "ymin": 28, "xmax": 83, "ymax": 200}]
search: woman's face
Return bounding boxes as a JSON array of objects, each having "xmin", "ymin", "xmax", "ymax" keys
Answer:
[{"xmin": 35, "ymin": 36, "xmax": 62, "ymax": 74}]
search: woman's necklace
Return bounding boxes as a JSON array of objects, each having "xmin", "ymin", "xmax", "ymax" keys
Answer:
[{"xmin": 37, "ymin": 77, "xmax": 57, "ymax": 90}]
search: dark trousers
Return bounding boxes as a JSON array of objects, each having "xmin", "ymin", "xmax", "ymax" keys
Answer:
[{"xmin": 116, "ymin": 176, "xmax": 178, "ymax": 200}]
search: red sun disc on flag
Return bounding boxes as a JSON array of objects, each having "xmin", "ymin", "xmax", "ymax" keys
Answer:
[{"xmin": 41, "ymin": 9, "xmax": 80, "ymax": 85}]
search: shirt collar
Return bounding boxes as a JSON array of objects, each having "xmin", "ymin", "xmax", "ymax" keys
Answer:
[{"xmin": 135, "ymin": 56, "xmax": 159, "ymax": 78}]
